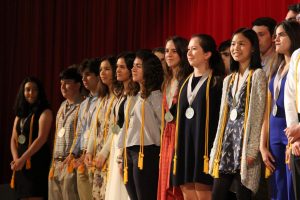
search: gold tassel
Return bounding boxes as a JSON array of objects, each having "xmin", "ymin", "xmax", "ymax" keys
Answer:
[
  {"xmin": 212, "ymin": 159, "xmax": 220, "ymax": 178},
  {"xmin": 78, "ymin": 164, "xmax": 85, "ymax": 174},
  {"xmin": 203, "ymin": 155, "xmax": 209, "ymax": 174},
  {"xmin": 265, "ymin": 167, "xmax": 272, "ymax": 178},
  {"xmin": 26, "ymin": 159, "xmax": 31, "ymax": 169},
  {"xmin": 10, "ymin": 171, "xmax": 15, "ymax": 189},
  {"xmin": 48, "ymin": 166, "xmax": 54, "ymax": 179},
  {"xmin": 138, "ymin": 152, "xmax": 144, "ymax": 170},
  {"xmin": 173, "ymin": 155, "xmax": 177, "ymax": 175},
  {"xmin": 67, "ymin": 160, "xmax": 74, "ymax": 173},
  {"xmin": 124, "ymin": 167, "xmax": 128, "ymax": 184}
]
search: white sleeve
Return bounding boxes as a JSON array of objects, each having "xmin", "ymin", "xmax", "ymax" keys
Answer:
[{"xmin": 285, "ymin": 49, "xmax": 300, "ymax": 127}]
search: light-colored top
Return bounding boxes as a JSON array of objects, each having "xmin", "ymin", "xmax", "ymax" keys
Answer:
[
  {"xmin": 209, "ymin": 68, "xmax": 267, "ymax": 193},
  {"xmin": 72, "ymin": 94, "xmax": 99, "ymax": 156},
  {"xmin": 87, "ymin": 94, "xmax": 117, "ymax": 158},
  {"xmin": 261, "ymin": 50, "xmax": 278, "ymax": 78},
  {"xmin": 117, "ymin": 90, "xmax": 162, "ymax": 148},
  {"xmin": 54, "ymin": 100, "xmax": 81, "ymax": 158},
  {"xmin": 285, "ymin": 48, "xmax": 300, "ymax": 127}
]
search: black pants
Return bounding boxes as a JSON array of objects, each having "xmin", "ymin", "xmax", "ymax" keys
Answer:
[
  {"xmin": 212, "ymin": 173, "xmax": 252, "ymax": 200},
  {"xmin": 291, "ymin": 154, "xmax": 300, "ymax": 200},
  {"xmin": 124, "ymin": 145, "xmax": 160, "ymax": 200}
]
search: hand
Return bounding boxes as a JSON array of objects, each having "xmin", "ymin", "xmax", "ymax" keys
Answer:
[
  {"xmin": 260, "ymin": 147, "xmax": 275, "ymax": 172},
  {"xmin": 73, "ymin": 154, "xmax": 84, "ymax": 168},
  {"xmin": 12, "ymin": 157, "xmax": 26, "ymax": 171},
  {"xmin": 63, "ymin": 154, "xmax": 74, "ymax": 166},
  {"xmin": 116, "ymin": 155, "xmax": 123, "ymax": 176},
  {"xmin": 292, "ymin": 140, "xmax": 300, "ymax": 156},
  {"xmin": 95, "ymin": 154, "xmax": 106, "ymax": 169},
  {"xmin": 246, "ymin": 156, "xmax": 255, "ymax": 167},
  {"xmin": 285, "ymin": 124, "xmax": 300, "ymax": 143},
  {"xmin": 84, "ymin": 153, "xmax": 93, "ymax": 167}
]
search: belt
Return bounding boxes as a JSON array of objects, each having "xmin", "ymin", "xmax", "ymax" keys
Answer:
[{"xmin": 54, "ymin": 156, "xmax": 67, "ymax": 161}]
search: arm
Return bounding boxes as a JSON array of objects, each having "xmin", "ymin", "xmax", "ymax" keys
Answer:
[
  {"xmin": 259, "ymin": 103, "xmax": 275, "ymax": 171},
  {"xmin": 247, "ymin": 69, "xmax": 267, "ymax": 161},
  {"xmin": 10, "ymin": 117, "xmax": 19, "ymax": 165},
  {"xmin": 13, "ymin": 109, "xmax": 53, "ymax": 170}
]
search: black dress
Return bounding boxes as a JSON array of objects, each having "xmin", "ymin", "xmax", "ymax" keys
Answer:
[
  {"xmin": 173, "ymin": 74, "xmax": 223, "ymax": 186},
  {"xmin": 14, "ymin": 106, "xmax": 51, "ymax": 199}
]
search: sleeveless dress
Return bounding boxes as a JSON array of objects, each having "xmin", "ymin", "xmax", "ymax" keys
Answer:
[
  {"xmin": 15, "ymin": 106, "xmax": 51, "ymax": 199},
  {"xmin": 269, "ymin": 73, "xmax": 294, "ymax": 200}
]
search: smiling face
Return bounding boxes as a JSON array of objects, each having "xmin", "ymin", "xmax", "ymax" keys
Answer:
[
  {"xmin": 116, "ymin": 57, "xmax": 131, "ymax": 82},
  {"xmin": 187, "ymin": 37, "xmax": 210, "ymax": 68},
  {"xmin": 274, "ymin": 25, "xmax": 292, "ymax": 56},
  {"xmin": 24, "ymin": 82, "xmax": 38, "ymax": 104},
  {"xmin": 230, "ymin": 33, "xmax": 252, "ymax": 65},
  {"xmin": 100, "ymin": 60, "xmax": 113, "ymax": 87},
  {"xmin": 165, "ymin": 40, "xmax": 181, "ymax": 68}
]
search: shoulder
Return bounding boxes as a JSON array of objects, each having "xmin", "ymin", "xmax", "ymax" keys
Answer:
[{"xmin": 252, "ymin": 68, "xmax": 266, "ymax": 82}]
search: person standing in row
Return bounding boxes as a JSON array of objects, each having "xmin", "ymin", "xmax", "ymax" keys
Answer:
[
  {"xmin": 121, "ymin": 50, "xmax": 164, "ymax": 200},
  {"xmin": 71, "ymin": 58, "xmax": 101, "ymax": 200},
  {"xmin": 48, "ymin": 67, "xmax": 83, "ymax": 200},
  {"xmin": 173, "ymin": 34, "xmax": 224, "ymax": 200},
  {"xmin": 284, "ymin": 24, "xmax": 300, "ymax": 200},
  {"xmin": 105, "ymin": 52, "xmax": 139, "ymax": 200},
  {"xmin": 157, "ymin": 36, "xmax": 192, "ymax": 200},
  {"xmin": 86, "ymin": 56, "xmax": 119, "ymax": 200},
  {"xmin": 260, "ymin": 20, "xmax": 300, "ymax": 200},
  {"xmin": 10, "ymin": 77, "xmax": 52, "ymax": 199},
  {"xmin": 210, "ymin": 28, "xmax": 266, "ymax": 200}
]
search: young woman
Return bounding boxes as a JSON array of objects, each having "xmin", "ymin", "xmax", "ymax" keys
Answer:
[
  {"xmin": 173, "ymin": 34, "xmax": 224, "ymax": 200},
  {"xmin": 209, "ymin": 28, "xmax": 267, "ymax": 200},
  {"xmin": 86, "ymin": 56, "xmax": 119, "ymax": 200},
  {"xmin": 120, "ymin": 50, "xmax": 164, "ymax": 200},
  {"xmin": 105, "ymin": 52, "xmax": 139, "ymax": 200},
  {"xmin": 10, "ymin": 77, "xmax": 52, "ymax": 199},
  {"xmin": 157, "ymin": 36, "xmax": 192, "ymax": 200},
  {"xmin": 261, "ymin": 20, "xmax": 300, "ymax": 200}
]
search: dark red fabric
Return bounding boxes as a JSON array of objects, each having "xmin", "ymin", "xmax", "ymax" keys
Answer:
[{"xmin": 0, "ymin": 0, "xmax": 298, "ymax": 184}]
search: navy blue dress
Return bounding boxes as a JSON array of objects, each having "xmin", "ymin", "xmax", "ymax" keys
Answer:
[
  {"xmin": 173, "ymin": 74, "xmax": 222, "ymax": 186},
  {"xmin": 269, "ymin": 73, "xmax": 294, "ymax": 200}
]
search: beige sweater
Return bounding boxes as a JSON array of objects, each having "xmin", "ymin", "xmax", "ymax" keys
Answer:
[{"xmin": 209, "ymin": 68, "xmax": 267, "ymax": 193}]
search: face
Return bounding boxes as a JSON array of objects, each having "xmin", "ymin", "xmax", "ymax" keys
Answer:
[
  {"xmin": 132, "ymin": 57, "xmax": 144, "ymax": 83},
  {"xmin": 82, "ymin": 69, "xmax": 99, "ymax": 91},
  {"xmin": 60, "ymin": 79, "xmax": 80, "ymax": 100},
  {"xmin": 274, "ymin": 25, "xmax": 291, "ymax": 56},
  {"xmin": 230, "ymin": 33, "xmax": 252, "ymax": 65},
  {"xmin": 187, "ymin": 37, "xmax": 210, "ymax": 68},
  {"xmin": 220, "ymin": 47, "xmax": 231, "ymax": 74},
  {"xmin": 285, "ymin": 10, "xmax": 298, "ymax": 21},
  {"xmin": 252, "ymin": 25, "xmax": 273, "ymax": 55},
  {"xmin": 24, "ymin": 82, "xmax": 38, "ymax": 104},
  {"xmin": 165, "ymin": 40, "xmax": 181, "ymax": 68},
  {"xmin": 100, "ymin": 60, "xmax": 113, "ymax": 86},
  {"xmin": 116, "ymin": 58, "xmax": 131, "ymax": 82}
]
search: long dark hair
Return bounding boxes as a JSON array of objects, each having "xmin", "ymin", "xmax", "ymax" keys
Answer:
[
  {"xmin": 135, "ymin": 50, "xmax": 164, "ymax": 98},
  {"xmin": 230, "ymin": 28, "xmax": 262, "ymax": 72},
  {"xmin": 99, "ymin": 55, "xmax": 121, "ymax": 98},
  {"xmin": 191, "ymin": 34, "xmax": 225, "ymax": 76},
  {"xmin": 163, "ymin": 36, "xmax": 192, "ymax": 89},
  {"xmin": 14, "ymin": 77, "xmax": 50, "ymax": 117},
  {"xmin": 116, "ymin": 52, "xmax": 140, "ymax": 96}
]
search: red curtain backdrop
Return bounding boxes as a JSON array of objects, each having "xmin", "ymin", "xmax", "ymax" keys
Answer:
[{"xmin": 0, "ymin": 0, "xmax": 298, "ymax": 183}]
